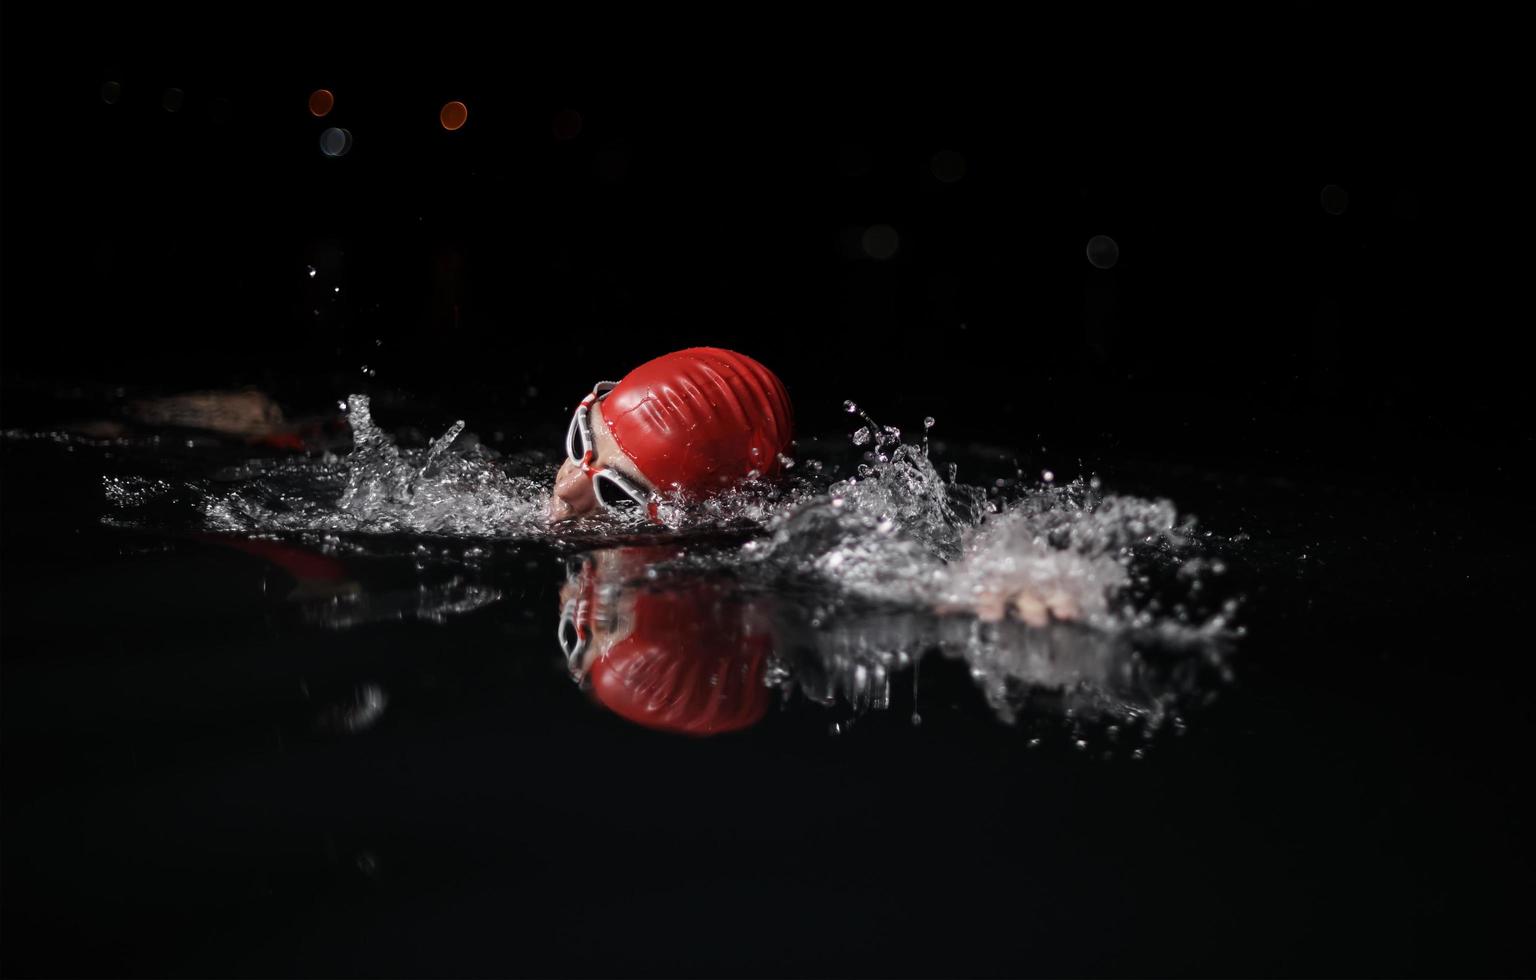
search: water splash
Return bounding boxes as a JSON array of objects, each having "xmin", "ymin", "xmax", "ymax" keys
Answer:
[
  {"xmin": 206, "ymin": 396, "xmax": 551, "ymax": 537},
  {"xmin": 85, "ymin": 392, "xmax": 1239, "ymax": 646},
  {"xmin": 729, "ymin": 409, "xmax": 1233, "ymax": 640}
]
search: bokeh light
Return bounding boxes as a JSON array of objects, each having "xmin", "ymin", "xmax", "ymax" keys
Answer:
[
  {"xmin": 308, "ymin": 89, "xmax": 334, "ymax": 117},
  {"xmin": 100, "ymin": 81, "xmax": 121, "ymax": 105},
  {"xmin": 440, "ymin": 101, "xmax": 468, "ymax": 131},
  {"xmin": 1086, "ymin": 235, "xmax": 1119, "ymax": 269},
  {"xmin": 862, "ymin": 224, "xmax": 900, "ymax": 260},
  {"xmin": 320, "ymin": 127, "xmax": 353, "ymax": 157},
  {"xmin": 1321, "ymin": 184, "xmax": 1348, "ymax": 215},
  {"xmin": 930, "ymin": 149, "xmax": 966, "ymax": 183},
  {"xmin": 161, "ymin": 88, "xmax": 184, "ymax": 112},
  {"xmin": 553, "ymin": 108, "xmax": 583, "ymax": 141}
]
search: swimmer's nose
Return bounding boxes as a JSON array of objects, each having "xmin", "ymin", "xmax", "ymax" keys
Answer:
[{"xmin": 549, "ymin": 457, "xmax": 597, "ymax": 522}]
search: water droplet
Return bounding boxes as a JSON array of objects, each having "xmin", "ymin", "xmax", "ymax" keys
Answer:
[
  {"xmin": 1042, "ymin": 470, "xmax": 1055, "ymax": 483},
  {"xmin": 923, "ymin": 416, "xmax": 936, "ymax": 429},
  {"xmin": 306, "ymin": 266, "xmax": 317, "ymax": 279},
  {"xmin": 852, "ymin": 426, "xmax": 871, "ymax": 446},
  {"xmin": 843, "ymin": 400, "xmax": 858, "ymax": 413},
  {"xmin": 1074, "ymin": 739, "xmax": 1088, "ymax": 750}
]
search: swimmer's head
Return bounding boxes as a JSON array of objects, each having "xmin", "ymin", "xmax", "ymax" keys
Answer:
[{"xmin": 549, "ymin": 347, "xmax": 793, "ymax": 522}]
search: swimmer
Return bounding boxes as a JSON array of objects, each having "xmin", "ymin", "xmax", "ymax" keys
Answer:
[
  {"xmin": 548, "ymin": 347, "xmax": 794, "ymax": 522},
  {"xmin": 547, "ymin": 346, "xmax": 1078, "ymax": 624}
]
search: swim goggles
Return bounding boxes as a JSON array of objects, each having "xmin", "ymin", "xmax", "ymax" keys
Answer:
[{"xmin": 565, "ymin": 381, "xmax": 658, "ymax": 516}]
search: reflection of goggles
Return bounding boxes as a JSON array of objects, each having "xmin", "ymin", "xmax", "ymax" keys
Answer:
[
  {"xmin": 557, "ymin": 594, "xmax": 590, "ymax": 673},
  {"xmin": 557, "ymin": 559, "xmax": 597, "ymax": 674},
  {"xmin": 565, "ymin": 382, "xmax": 657, "ymax": 515}
]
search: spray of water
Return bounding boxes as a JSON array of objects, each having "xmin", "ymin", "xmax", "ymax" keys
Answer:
[
  {"xmin": 82, "ymin": 392, "xmax": 1244, "ymax": 646},
  {"xmin": 205, "ymin": 396, "xmax": 552, "ymax": 537}
]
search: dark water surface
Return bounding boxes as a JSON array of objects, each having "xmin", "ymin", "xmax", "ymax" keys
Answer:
[{"xmin": 2, "ymin": 419, "xmax": 1530, "ymax": 978}]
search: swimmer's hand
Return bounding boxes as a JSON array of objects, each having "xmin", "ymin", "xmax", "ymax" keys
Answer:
[{"xmin": 936, "ymin": 587, "xmax": 1081, "ymax": 627}]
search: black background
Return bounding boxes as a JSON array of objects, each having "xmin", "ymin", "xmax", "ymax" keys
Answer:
[
  {"xmin": 3, "ymin": 9, "xmax": 1532, "ymax": 979},
  {"xmin": 2, "ymin": 11, "xmax": 1522, "ymax": 477}
]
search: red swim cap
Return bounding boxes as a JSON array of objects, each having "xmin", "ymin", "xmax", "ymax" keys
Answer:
[
  {"xmin": 589, "ymin": 585, "xmax": 771, "ymax": 737},
  {"xmin": 601, "ymin": 347, "xmax": 793, "ymax": 499}
]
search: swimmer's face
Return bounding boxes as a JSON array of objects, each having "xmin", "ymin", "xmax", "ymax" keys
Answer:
[{"xmin": 549, "ymin": 399, "xmax": 655, "ymax": 522}]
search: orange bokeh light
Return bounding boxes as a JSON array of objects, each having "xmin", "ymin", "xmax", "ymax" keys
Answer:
[
  {"xmin": 440, "ymin": 101, "xmax": 468, "ymax": 131},
  {"xmin": 308, "ymin": 89, "xmax": 335, "ymax": 118}
]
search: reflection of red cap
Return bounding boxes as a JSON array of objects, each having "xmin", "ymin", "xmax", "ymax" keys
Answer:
[
  {"xmin": 589, "ymin": 586, "xmax": 770, "ymax": 736},
  {"xmin": 602, "ymin": 348, "xmax": 793, "ymax": 499}
]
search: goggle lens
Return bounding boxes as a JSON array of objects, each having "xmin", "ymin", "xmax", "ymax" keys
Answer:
[{"xmin": 593, "ymin": 470, "xmax": 648, "ymax": 511}]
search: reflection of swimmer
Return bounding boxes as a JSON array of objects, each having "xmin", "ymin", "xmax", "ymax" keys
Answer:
[
  {"xmin": 206, "ymin": 533, "xmax": 361, "ymax": 601},
  {"xmin": 558, "ymin": 547, "xmax": 771, "ymax": 736},
  {"xmin": 549, "ymin": 348, "xmax": 794, "ymax": 522},
  {"xmin": 556, "ymin": 545, "xmax": 1226, "ymax": 736},
  {"xmin": 198, "ymin": 533, "xmax": 500, "ymax": 628}
]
